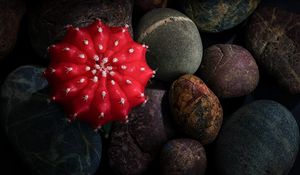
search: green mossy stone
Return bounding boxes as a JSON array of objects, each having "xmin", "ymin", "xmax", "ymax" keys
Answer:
[
  {"xmin": 0, "ymin": 66, "xmax": 102, "ymax": 175},
  {"xmin": 179, "ymin": 0, "xmax": 260, "ymax": 33},
  {"xmin": 136, "ymin": 8, "xmax": 203, "ymax": 82},
  {"xmin": 215, "ymin": 100, "xmax": 299, "ymax": 175}
]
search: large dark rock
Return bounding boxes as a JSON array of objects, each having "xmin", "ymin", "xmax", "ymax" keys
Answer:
[
  {"xmin": 215, "ymin": 100, "xmax": 299, "ymax": 175},
  {"xmin": 245, "ymin": 7, "xmax": 300, "ymax": 94},
  {"xmin": 108, "ymin": 85, "xmax": 175, "ymax": 175},
  {"xmin": 28, "ymin": 0, "xmax": 133, "ymax": 58},
  {"xmin": 0, "ymin": 65, "xmax": 47, "ymax": 124},
  {"xmin": 178, "ymin": 0, "xmax": 260, "ymax": 33},
  {"xmin": 0, "ymin": 0, "xmax": 25, "ymax": 60},
  {"xmin": 1, "ymin": 66, "xmax": 102, "ymax": 175}
]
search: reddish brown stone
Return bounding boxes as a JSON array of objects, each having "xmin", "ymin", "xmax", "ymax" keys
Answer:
[{"xmin": 169, "ymin": 74, "xmax": 223, "ymax": 145}]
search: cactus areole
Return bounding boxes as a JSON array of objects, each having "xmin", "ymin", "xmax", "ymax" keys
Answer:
[{"xmin": 44, "ymin": 20, "xmax": 155, "ymax": 130}]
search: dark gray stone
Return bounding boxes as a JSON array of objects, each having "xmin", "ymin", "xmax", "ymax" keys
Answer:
[
  {"xmin": 1, "ymin": 66, "xmax": 102, "ymax": 175},
  {"xmin": 136, "ymin": 8, "xmax": 203, "ymax": 82},
  {"xmin": 215, "ymin": 100, "xmax": 299, "ymax": 175},
  {"xmin": 0, "ymin": 65, "xmax": 47, "ymax": 124}
]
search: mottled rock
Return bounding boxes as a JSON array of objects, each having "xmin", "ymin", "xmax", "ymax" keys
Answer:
[
  {"xmin": 160, "ymin": 139, "xmax": 207, "ymax": 175},
  {"xmin": 215, "ymin": 100, "xmax": 299, "ymax": 175},
  {"xmin": 28, "ymin": 0, "xmax": 133, "ymax": 58},
  {"xmin": 178, "ymin": 0, "xmax": 260, "ymax": 32},
  {"xmin": 108, "ymin": 86, "xmax": 175, "ymax": 175},
  {"xmin": 0, "ymin": 66, "xmax": 102, "ymax": 175},
  {"xmin": 136, "ymin": 8, "xmax": 203, "ymax": 82},
  {"xmin": 246, "ymin": 7, "xmax": 300, "ymax": 94},
  {"xmin": 199, "ymin": 44, "xmax": 259, "ymax": 98},
  {"xmin": 0, "ymin": 0, "xmax": 25, "ymax": 60},
  {"xmin": 169, "ymin": 74, "xmax": 223, "ymax": 145}
]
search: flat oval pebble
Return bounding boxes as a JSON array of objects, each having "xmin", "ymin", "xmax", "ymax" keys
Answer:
[
  {"xmin": 246, "ymin": 7, "xmax": 300, "ymax": 94},
  {"xmin": 199, "ymin": 44, "xmax": 259, "ymax": 98},
  {"xmin": 108, "ymin": 86, "xmax": 175, "ymax": 175},
  {"xmin": 136, "ymin": 8, "xmax": 203, "ymax": 82},
  {"xmin": 0, "ymin": 66, "xmax": 102, "ymax": 175},
  {"xmin": 160, "ymin": 139, "xmax": 207, "ymax": 175},
  {"xmin": 178, "ymin": 0, "xmax": 260, "ymax": 32},
  {"xmin": 169, "ymin": 74, "xmax": 223, "ymax": 145},
  {"xmin": 215, "ymin": 100, "xmax": 299, "ymax": 175}
]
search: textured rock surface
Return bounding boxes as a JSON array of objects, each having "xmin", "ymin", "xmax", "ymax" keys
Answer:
[
  {"xmin": 246, "ymin": 7, "xmax": 300, "ymax": 94},
  {"xmin": 215, "ymin": 100, "xmax": 299, "ymax": 175},
  {"xmin": 0, "ymin": 66, "xmax": 102, "ymax": 175},
  {"xmin": 178, "ymin": 0, "xmax": 260, "ymax": 32},
  {"xmin": 199, "ymin": 44, "xmax": 259, "ymax": 98},
  {"xmin": 135, "ymin": 0, "xmax": 169, "ymax": 12},
  {"xmin": 136, "ymin": 8, "xmax": 203, "ymax": 82},
  {"xmin": 169, "ymin": 74, "xmax": 223, "ymax": 145},
  {"xmin": 28, "ymin": 0, "xmax": 133, "ymax": 58},
  {"xmin": 108, "ymin": 86, "xmax": 175, "ymax": 175},
  {"xmin": 0, "ymin": 0, "xmax": 25, "ymax": 60},
  {"xmin": 160, "ymin": 139, "xmax": 207, "ymax": 175}
]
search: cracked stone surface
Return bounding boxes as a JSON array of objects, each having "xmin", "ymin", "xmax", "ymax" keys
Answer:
[{"xmin": 246, "ymin": 7, "xmax": 300, "ymax": 94}]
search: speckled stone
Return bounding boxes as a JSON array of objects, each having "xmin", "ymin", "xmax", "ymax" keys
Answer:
[
  {"xmin": 215, "ymin": 100, "xmax": 299, "ymax": 175},
  {"xmin": 108, "ymin": 86, "xmax": 175, "ymax": 175},
  {"xmin": 0, "ymin": 66, "xmax": 102, "ymax": 175},
  {"xmin": 198, "ymin": 44, "xmax": 259, "ymax": 98},
  {"xmin": 246, "ymin": 7, "xmax": 300, "ymax": 94},
  {"xmin": 28, "ymin": 0, "xmax": 133, "ymax": 58},
  {"xmin": 160, "ymin": 139, "xmax": 207, "ymax": 175},
  {"xmin": 169, "ymin": 74, "xmax": 223, "ymax": 145},
  {"xmin": 136, "ymin": 8, "xmax": 203, "ymax": 82},
  {"xmin": 0, "ymin": 0, "xmax": 25, "ymax": 60},
  {"xmin": 178, "ymin": 0, "xmax": 260, "ymax": 33}
]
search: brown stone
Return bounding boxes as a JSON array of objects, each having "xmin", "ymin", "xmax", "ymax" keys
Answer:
[
  {"xmin": 246, "ymin": 7, "xmax": 300, "ymax": 94},
  {"xmin": 169, "ymin": 74, "xmax": 223, "ymax": 145},
  {"xmin": 160, "ymin": 139, "xmax": 207, "ymax": 175}
]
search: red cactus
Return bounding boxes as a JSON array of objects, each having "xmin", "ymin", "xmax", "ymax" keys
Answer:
[{"xmin": 44, "ymin": 20, "xmax": 154, "ymax": 130}]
